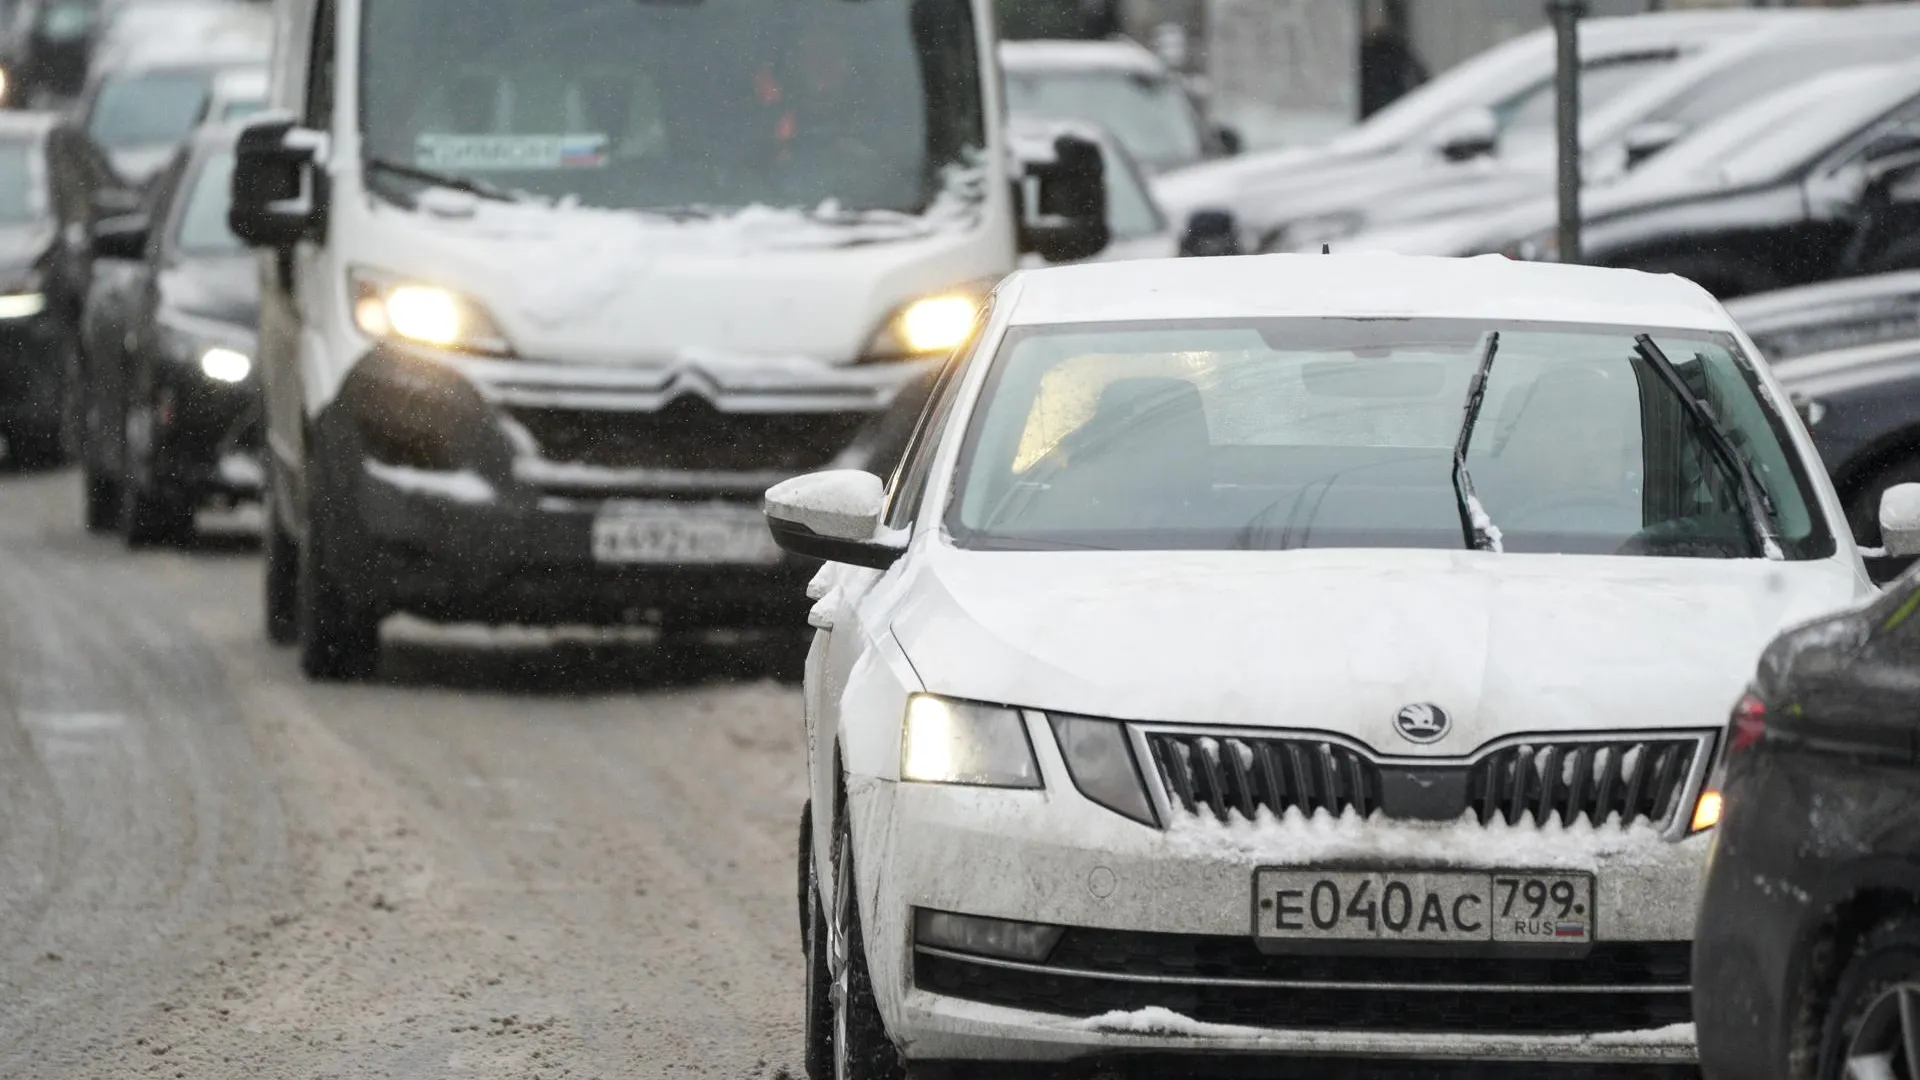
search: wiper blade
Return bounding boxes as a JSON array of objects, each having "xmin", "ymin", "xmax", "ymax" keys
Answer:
[
  {"xmin": 1633, "ymin": 333, "xmax": 1783, "ymax": 561},
  {"xmin": 364, "ymin": 158, "xmax": 520, "ymax": 203},
  {"xmin": 1452, "ymin": 331, "xmax": 1504, "ymax": 552}
]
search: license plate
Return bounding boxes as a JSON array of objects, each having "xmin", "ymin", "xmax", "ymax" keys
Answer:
[
  {"xmin": 591, "ymin": 502, "xmax": 781, "ymax": 565},
  {"xmin": 1253, "ymin": 869, "xmax": 1594, "ymax": 945}
]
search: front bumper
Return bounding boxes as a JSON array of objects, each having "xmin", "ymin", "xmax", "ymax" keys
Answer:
[
  {"xmin": 146, "ymin": 361, "xmax": 262, "ymax": 503},
  {"xmin": 310, "ymin": 344, "xmax": 932, "ymax": 626},
  {"xmin": 851, "ymin": 726, "xmax": 1710, "ymax": 1066}
]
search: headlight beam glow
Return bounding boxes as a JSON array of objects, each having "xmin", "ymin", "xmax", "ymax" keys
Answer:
[
  {"xmin": 199, "ymin": 346, "xmax": 252, "ymax": 384},
  {"xmin": 897, "ymin": 295, "xmax": 978, "ymax": 355}
]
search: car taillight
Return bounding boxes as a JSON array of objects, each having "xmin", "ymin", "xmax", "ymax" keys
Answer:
[{"xmin": 1728, "ymin": 693, "xmax": 1767, "ymax": 755}]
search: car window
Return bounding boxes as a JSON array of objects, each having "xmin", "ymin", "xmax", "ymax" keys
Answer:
[
  {"xmin": 1494, "ymin": 52, "xmax": 1674, "ymax": 147},
  {"xmin": 220, "ymin": 98, "xmax": 265, "ymax": 121},
  {"xmin": 88, "ymin": 70, "xmax": 215, "ymax": 148},
  {"xmin": 1647, "ymin": 36, "xmax": 1920, "ymax": 136},
  {"xmin": 1003, "ymin": 69, "xmax": 1201, "ymax": 169},
  {"xmin": 0, "ymin": 138, "xmax": 49, "ymax": 224},
  {"xmin": 948, "ymin": 318, "xmax": 1828, "ymax": 559},
  {"xmin": 170, "ymin": 149, "xmax": 239, "ymax": 255}
]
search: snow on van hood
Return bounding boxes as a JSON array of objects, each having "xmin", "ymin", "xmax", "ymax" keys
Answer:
[
  {"xmin": 892, "ymin": 546, "xmax": 1864, "ymax": 757},
  {"xmin": 364, "ymin": 169, "xmax": 1005, "ymax": 366}
]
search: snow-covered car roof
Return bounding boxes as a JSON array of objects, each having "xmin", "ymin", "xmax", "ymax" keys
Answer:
[
  {"xmin": 1728, "ymin": 271, "xmax": 1920, "ymax": 362},
  {"xmin": 1000, "ymin": 253, "xmax": 1732, "ymax": 332},
  {"xmin": 998, "ymin": 38, "xmax": 1168, "ymax": 78}
]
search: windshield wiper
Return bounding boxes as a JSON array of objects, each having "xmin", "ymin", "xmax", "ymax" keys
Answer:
[
  {"xmin": 364, "ymin": 158, "xmax": 520, "ymax": 203},
  {"xmin": 1632, "ymin": 333, "xmax": 1783, "ymax": 561},
  {"xmin": 1451, "ymin": 331, "xmax": 1504, "ymax": 552}
]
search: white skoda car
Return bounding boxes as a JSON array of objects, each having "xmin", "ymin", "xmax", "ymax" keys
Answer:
[{"xmin": 766, "ymin": 254, "xmax": 1875, "ymax": 1078}]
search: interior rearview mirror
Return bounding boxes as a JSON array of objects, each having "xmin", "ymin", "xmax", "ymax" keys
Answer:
[
  {"xmin": 764, "ymin": 470, "xmax": 902, "ymax": 570},
  {"xmin": 229, "ymin": 114, "xmax": 326, "ymax": 248},
  {"xmin": 1179, "ymin": 209, "xmax": 1240, "ymax": 258},
  {"xmin": 1622, "ymin": 120, "xmax": 1686, "ymax": 169},
  {"xmin": 88, "ymin": 213, "xmax": 148, "ymax": 261},
  {"xmin": 1432, "ymin": 107, "xmax": 1499, "ymax": 164},
  {"xmin": 1018, "ymin": 134, "xmax": 1110, "ymax": 265},
  {"xmin": 1879, "ymin": 482, "xmax": 1920, "ymax": 558}
]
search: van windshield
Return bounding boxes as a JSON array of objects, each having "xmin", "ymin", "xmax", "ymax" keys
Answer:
[{"xmin": 360, "ymin": 0, "xmax": 986, "ymax": 217}]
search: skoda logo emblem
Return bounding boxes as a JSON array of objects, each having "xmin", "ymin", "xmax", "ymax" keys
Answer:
[{"xmin": 1394, "ymin": 703, "xmax": 1451, "ymax": 744}]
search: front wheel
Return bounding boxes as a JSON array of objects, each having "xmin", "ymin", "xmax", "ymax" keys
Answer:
[
  {"xmin": 263, "ymin": 480, "xmax": 299, "ymax": 645},
  {"xmin": 1819, "ymin": 916, "xmax": 1920, "ymax": 1080},
  {"xmin": 82, "ymin": 460, "xmax": 119, "ymax": 533},
  {"xmin": 820, "ymin": 801, "xmax": 904, "ymax": 1080}
]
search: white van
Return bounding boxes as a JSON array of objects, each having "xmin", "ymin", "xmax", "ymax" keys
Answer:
[{"xmin": 227, "ymin": 0, "xmax": 1106, "ymax": 680}]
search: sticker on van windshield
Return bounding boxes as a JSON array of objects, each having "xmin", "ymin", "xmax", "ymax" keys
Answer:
[{"xmin": 415, "ymin": 134, "xmax": 608, "ymax": 172}]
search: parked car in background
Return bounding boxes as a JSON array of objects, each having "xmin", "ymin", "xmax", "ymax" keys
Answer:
[
  {"xmin": 1730, "ymin": 271, "xmax": 1920, "ymax": 363},
  {"xmin": 195, "ymin": 64, "xmax": 263, "ymax": 125},
  {"xmin": 85, "ymin": 0, "xmax": 267, "ymax": 76},
  {"xmin": 0, "ymin": 110, "xmax": 70, "ymax": 466},
  {"xmin": 774, "ymin": 253, "xmax": 1873, "ymax": 1079},
  {"xmin": 1011, "ymin": 118, "xmax": 1175, "ymax": 265},
  {"xmin": 1000, "ymin": 38, "xmax": 1233, "ymax": 174},
  {"xmin": 1152, "ymin": 7, "xmax": 1800, "ymax": 227},
  {"xmin": 69, "ymin": 57, "xmax": 266, "ymax": 189},
  {"xmin": 3, "ymin": 0, "xmax": 98, "ymax": 106},
  {"xmin": 1347, "ymin": 63, "xmax": 1920, "ymax": 300},
  {"xmin": 78, "ymin": 124, "xmax": 256, "ymax": 541},
  {"xmin": 1694, "ymin": 559, "xmax": 1920, "ymax": 1080}
]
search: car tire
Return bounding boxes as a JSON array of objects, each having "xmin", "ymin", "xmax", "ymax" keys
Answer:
[
  {"xmin": 296, "ymin": 483, "xmax": 381, "ymax": 681},
  {"xmin": 121, "ymin": 480, "xmax": 192, "ymax": 548},
  {"xmin": 800, "ymin": 802, "xmax": 835, "ymax": 1080},
  {"xmin": 263, "ymin": 482, "xmax": 299, "ymax": 646},
  {"xmin": 1817, "ymin": 915, "xmax": 1920, "ymax": 1080},
  {"xmin": 7, "ymin": 422, "xmax": 65, "ymax": 468},
  {"xmin": 824, "ymin": 799, "xmax": 905, "ymax": 1080},
  {"xmin": 82, "ymin": 460, "xmax": 119, "ymax": 532}
]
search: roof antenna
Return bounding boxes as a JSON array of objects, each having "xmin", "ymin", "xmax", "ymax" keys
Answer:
[{"xmin": 1322, "ymin": 243, "xmax": 1331, "ymax": 255}]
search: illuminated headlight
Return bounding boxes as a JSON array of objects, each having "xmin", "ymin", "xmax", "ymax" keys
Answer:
[
  {"xmin": 900, "ymin": 694, "xmax": 1041, "ymax": 788},
  {"xmin": 199, "ymin": 346, "xmax": 252, "ymax": 383},
  {"xmin": 915, "ymin": 908, "xmax": 1063, "ymax": 962},
  {"xmin": 0, "ymin": 291, "xmax": 46, "ymax": 319},
  {"xmin": 0, "ymin": 67, "xmax": 10, "ymax": 105},
  {"xmin": 863, "ymin": 282, "xmax": 993, "ymax": 360},
  {"xmin": 350, "ymin": 269, "xmax": 512, "ymax": 356},
  {"xmin": 1051, "ymin": 714, "xmax": 1157, "ymax": 826},
  {"xmin": 1690, "ymin": 788, "xmax": 1723, "ymax": 834}
]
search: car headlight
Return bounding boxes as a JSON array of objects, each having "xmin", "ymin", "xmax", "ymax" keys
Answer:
[
  {"xmin": 0, "ymin": 270, "xmax": 46, "ymax": 319},
  {"xmin": 862, "ymin": 281, "xmax": 993, "ymax": 360},
  {"xmin": 350, "ymin": 268, "xmax": 512, "ymax": 356},
  {"xmin": 1050, "ymin": 714, "xmax": 1156, "ymax": 826},
  {"xmin": 900, "ymin": 694, "xmax": 1041, "ymax": 788},
  {"xmin": 158, "ymin": 313, "xmax": 255, "ymax": 382},
  {"xmin": 199, "ymin": 346, "xmax": 252, "ymax": 383}
]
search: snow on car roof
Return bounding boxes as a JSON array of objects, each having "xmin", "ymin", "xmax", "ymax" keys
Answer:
[
  {"xmin": 999, "ymin": 39, "xmax": 1167, "ymax": 77},
  {"xmin": 1001, "ymin": 253, "xmax": 1732, "ymax": 332}
]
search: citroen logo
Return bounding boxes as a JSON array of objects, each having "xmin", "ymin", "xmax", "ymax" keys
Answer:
[{"xmin": 1394, "ymin": 703, "xmax": 1451, "ymax": 745}]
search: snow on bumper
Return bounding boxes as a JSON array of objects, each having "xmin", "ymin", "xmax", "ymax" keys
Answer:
[{"xmin": 851, "ymin": 775, "xmax": 1708, "ymax": 1064}]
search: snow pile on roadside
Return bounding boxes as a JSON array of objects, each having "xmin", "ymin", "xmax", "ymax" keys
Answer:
[{"xmin": 1166, "ymin": 804, "xmax": 1672, "ymax": 870}]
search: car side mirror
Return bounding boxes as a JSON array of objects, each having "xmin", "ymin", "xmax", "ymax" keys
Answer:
[
  {"xmin": 1018, "ymin": 133, "xmax": 1110, "ymax": 265},
  {"xmin": 1622, "ymin": 120, "xmax": 1685, "ymax": 169},
  {"xmin": 1432, "ymin": 106, "xmax": 1499, "ymax": 164},
  {"xmin": 764, "ymin": 470, "xmax": 902, "ymax": 570},
  {"xmin": 229, "ymin": 114, "xmax": 326, "ymax": 248},
  {"xmin": 1179, "ymin": 209, "xmax": 1240, "ymax": 257},
  {"xmin": 1880, "ymin": 483, "xmax": 1920, "ymax": 558},
  {"xmin": 1212, "ymin": 124, "xmax": 1243, "ymax": 158},
  {"xmin": 88, "ymin": 213, "xmax": 148, "ymax": 261}
]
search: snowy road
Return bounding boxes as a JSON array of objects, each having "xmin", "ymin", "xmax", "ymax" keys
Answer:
[{"xmin": 0, "ymin": 466, "xmax": 806, "ymax": 1079}]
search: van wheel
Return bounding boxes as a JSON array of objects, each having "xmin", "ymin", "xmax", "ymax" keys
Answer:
[
  {"xmin": 1818, "ymin": 917, "xmax": 1920, "ymax": 1080},
  {"xmin": 824, "ymin": 801, "xmax": 904, "ymax": 1080},
  {"xmin": 263, "ymin": 483, "xmax": 299, "ymax": 645},
  {"xmin": 297, "ymin": 498, "xmax": 380, "ymax": 680}
]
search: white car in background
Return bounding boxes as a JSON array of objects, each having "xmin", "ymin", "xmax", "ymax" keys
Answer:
[
  {"xmin": 768, "ymin": 254, "xmax": 1875, "ymax": 1077},
  {"xmin": 1000, "ymin": 38, "xmax": 1232, "ymax": 175},
  {"xmin": 1009, "ymin": 119, "xmax": 1178, "ymax": 266}
]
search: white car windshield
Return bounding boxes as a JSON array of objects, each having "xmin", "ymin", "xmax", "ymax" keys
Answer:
[
  {"xmin": 950, "ymin": 318, "xmax": 1828, "ymax": 559},
  {"xmin": 359, "ymin": 0, "xmax": 985, "ymax": 216},
  {"xmin": 1003, "ymin": 68, "xmax": 1201, "ymax": 169}
]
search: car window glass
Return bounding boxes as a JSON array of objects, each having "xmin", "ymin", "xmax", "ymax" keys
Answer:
[
  {"xmin": 1648, "ymin": 37, "xmax": 1920, "ymax": 134},
  {"xmin": 171, "ymin": 149, "xmax": 239, "ymax": 254},
  {"xmin": 304, "ymin": 0, "xmax": 334, "ymax": 128},
  {"xmin": 1494, "ymin": 53, "xmax": 1672, "ymax": 145},
  {"xmin": 1003, "ymin": 69, "xmax": 1200, "ymax": 168},
  {"xmin": 0, "ymin": 139, "xmax": 48, "ymax": 223},
  {"xmin": 88, "ymin": 70, "xmax": 215, "ymax": 148},
  {"xmin": 949, "ymin": 318, "xmax": 1827, "ymax": 559}
]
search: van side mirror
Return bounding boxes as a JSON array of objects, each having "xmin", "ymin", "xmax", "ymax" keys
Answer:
[
  {"xmin": 1211, "ymin": 124, "xmax": 1243, "ymax": 158},
  {"xmin": 1433, "ymin": 107, "xmax": 1499, "ymax": 163},
  {"xmin": 1179, "ymin": 209, "xmax": 1239, "ymax": 257},
  {"xmin": 1622, "ymin": 120, "xmax": 1685, "ymax": 169},
  {"xmin": 229, "ymin": 114, "xmax": 325, "ymax": 248},
  {"xmin": 1019, "ymin": 134, "xmax": 1110, "ymax": 265},
  {"xmin": 88, "ymin": 213, "xmax": 148, "ymax": 261},
  {"xmin": 763, "ymin": 470, "xmax": 903, "ymax": 570},
  {"xmin": 1880, "ymin": 483, "xmax": 1920, "ymax": 558}
]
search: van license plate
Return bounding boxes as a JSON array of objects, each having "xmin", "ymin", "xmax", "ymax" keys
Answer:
[
  {"xmin": 1253, "ymin": 869, "xmax": 1594, "ymax": 945},
  {"xmin": 591, "ymin": 503, "xmax": 781, "ymax": 565}
]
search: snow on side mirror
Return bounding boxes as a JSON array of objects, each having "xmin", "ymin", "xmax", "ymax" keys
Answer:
[
  {"xmin": 1432, "ymin": 107, "xmax": 1499, "ymax": 163},
  {"xmin": 764, "ymin": 470, "xmax": 902, "ymax": 570},
  {"xmin": 1879, "ymin": 483, "xmax": 1920, "ymax": 558}
]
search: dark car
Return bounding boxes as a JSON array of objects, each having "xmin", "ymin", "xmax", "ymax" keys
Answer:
[
  {"xmin": 78, "ymin": 124, "xmax": 257, "ymax": 542},
  {"xmin": 0, "ymin": 111, "xmax": 76, "ymax": 466},
  {"xmin": 3, "ymin": 0, "xmax": 100, "ymax": 106},
  {"xmin": 1729, "ymin": 270, "xmax": 1920, "ymax": 364},
  {"xmin": 1694, "ymin": 554, "xmax": 1920, "ymax": 1080},
  {"xmin": 67, "ymin": 57, "xmax": 264, "ymax": 192}
]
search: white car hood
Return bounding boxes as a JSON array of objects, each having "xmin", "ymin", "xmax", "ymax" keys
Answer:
[{"xmin": 893, "ymin": 546, "xmax": 1865, "ymax": 757}]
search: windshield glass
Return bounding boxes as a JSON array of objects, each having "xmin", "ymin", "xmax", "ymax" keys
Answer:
[
  {"xmin": 0, "ymin": 139, "xmax": 46, "ymax": 224},
  {"xmin": 173, "ymin": 149, "xmax": 239, "ymax": 255},
  {"xmin": 1004, "ymin": 69, "xmax": 1200, "ymax": 169},
  {"xmin": 360, "ymin": 0, "xmax": 985, "ymax": 216},
  {"xmin": 89, "ymin": 69, "xmax": 214, "ymax": 148},
  {"xmin": 949, "ymin": 318, "xmax": 1828, "ymax": 559}
]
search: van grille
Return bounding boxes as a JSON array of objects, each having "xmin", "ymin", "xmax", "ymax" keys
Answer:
[
  {"xmin": 1466, "ymin": 737, "xmax": 1703, "ymax": 830},
  {"xmin": 502, "ymin": 398, "xmax": 872, "ymax": 474}
]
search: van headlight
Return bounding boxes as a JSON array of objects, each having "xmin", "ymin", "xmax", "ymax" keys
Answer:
[
  {"xmin": 900, "ymin": 694, "xmax": 1041, "ymax": 789},
  {"xmin": 350, "ymin": 269, "xmax": 512, "ymax": 357},
  {"xmin": 863, "ymin": 282, "xmax": 993, "ymax": 360}
]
